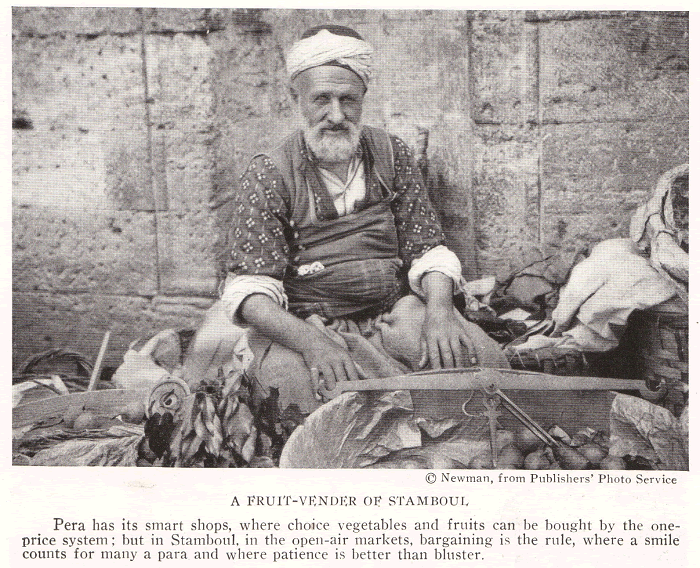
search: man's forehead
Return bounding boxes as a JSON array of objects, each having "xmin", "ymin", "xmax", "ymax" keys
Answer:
[{"xmin": 292, "ymin": 65, "xmax": 366, "ymax": 94}]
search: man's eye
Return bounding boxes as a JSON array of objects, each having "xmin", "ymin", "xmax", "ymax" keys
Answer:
[
  {"xmin": 341, "ymin": 96, "xmax": 358, "ymax": 104},
  {"xmin": 314, "ymin": 95, "xmax": 330, "ymax": 104}
]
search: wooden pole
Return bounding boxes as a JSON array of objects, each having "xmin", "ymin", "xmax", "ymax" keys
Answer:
[{"xmin": 87, "ymin": 330, "xmax": 111, "ymax": 392}]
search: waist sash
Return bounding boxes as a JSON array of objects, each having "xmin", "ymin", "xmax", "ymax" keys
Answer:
[{"xmin": 285, "ymin": 200, "xmax": 404, "ymax": 319}]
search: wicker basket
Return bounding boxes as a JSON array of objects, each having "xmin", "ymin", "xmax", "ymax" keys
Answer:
[
  {"xmin": 626, "ymin": 297, "xmax": 688, "ymax": 415},
  {"xmin": 506, "ymin": 297, "xmax": 688, "ymax": 416}
]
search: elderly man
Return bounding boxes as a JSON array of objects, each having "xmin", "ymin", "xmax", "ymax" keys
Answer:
[{"xmin": 220, "ymin": 25, "xmax": 507, "ymax": 414}]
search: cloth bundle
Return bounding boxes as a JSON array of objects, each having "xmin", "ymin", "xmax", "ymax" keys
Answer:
[{"xmin": 510, "ymin": 164, "xmax": 688, "ymax": 354}]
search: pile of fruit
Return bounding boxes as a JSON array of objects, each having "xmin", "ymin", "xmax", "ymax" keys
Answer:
[{"xmin": 468, "ymin": 425, "xmax": 637, "ymax": 470}]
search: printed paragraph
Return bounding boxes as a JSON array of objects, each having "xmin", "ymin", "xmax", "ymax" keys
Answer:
[{"xmin": 17, "ymin": 515, "xmax": 681, "ymax": 562}]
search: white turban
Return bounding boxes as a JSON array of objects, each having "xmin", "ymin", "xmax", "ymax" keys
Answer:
[{"xmin": 286, "ymin": 29, "xmax": 374, "ymax": 87}]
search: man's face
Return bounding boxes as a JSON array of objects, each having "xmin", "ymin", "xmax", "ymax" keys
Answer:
[{"xmin": 291, "ymin": 65, "xmax": 365, "ymax": 164}]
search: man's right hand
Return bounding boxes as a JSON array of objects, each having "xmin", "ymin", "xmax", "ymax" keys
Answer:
[
  {"xmin": 300, "ymin": 330, "xmax": 360, "ymax": 394},
  {"xmin": 239, "ymin": 293, "xmax": 358, "ymax": 395}
]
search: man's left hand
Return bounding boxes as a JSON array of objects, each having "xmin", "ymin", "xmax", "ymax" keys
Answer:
[{"xmin": 419, "ymin": 305, "xmax": 476, "ymax": 369}]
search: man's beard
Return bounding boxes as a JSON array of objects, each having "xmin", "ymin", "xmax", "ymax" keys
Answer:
[{"xmin": 302, "ymin": 121, "xmax": 361, "ymax": 163}]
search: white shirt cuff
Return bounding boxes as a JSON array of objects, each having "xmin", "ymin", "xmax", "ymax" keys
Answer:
[
  {"xmin": 407, "ymin": 245, "xmax": 463, "ymax": 297},
  {"xmin": 221, "ymin": 274, "xmax": 288, "ymax": 326}
]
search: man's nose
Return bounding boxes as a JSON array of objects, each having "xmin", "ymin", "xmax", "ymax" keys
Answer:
[{"xmin": 327, "ymin": 98, "xmax": 344, "ymax": 124}]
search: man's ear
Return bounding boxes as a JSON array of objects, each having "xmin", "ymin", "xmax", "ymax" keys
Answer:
[{"xmin": 289, "ymin": 85, "xmax": 299, "ymax": 104}]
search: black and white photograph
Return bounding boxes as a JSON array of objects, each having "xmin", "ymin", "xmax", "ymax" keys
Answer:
[
  {"xmin": 11, "ymin": 8, "xmax": 689, "ymax": 472},
  {"xmin": 8, "ymin": 7, "xmax": 694, "ymax": 567}
]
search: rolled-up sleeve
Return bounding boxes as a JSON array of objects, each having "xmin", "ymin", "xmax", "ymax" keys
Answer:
[
  {"xmin": 221, "ymin": 274, "xmax": 288, "ymax": 326},
  {"xmin": 407, "ymin": 244, "xmax": 463, "ymax": 297}
]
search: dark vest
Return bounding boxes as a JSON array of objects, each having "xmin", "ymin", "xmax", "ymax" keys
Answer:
[{"xmin": 263, "ymin": 126, "xmax": 405, "ymax": 319}]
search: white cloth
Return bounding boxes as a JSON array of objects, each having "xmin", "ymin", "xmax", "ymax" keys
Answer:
[
  {"xmin": 286, "ymin": 29, "xmax": 374, "ymax": 86},
  {"xmin": 512, "ymin": 238, "xmax": 677, "ymax": 353},
  {"xmin": 629, "ymin": 163, "xmax": 688, "ymax": 244},
  {"xmin": 317, "ymin": 157, "xmax": 365, "ymax": 216},
  {"xmin": 552, "ymin": 239, "xmax": 676, "ymax": 341},
  {"xmin": 407, "ymin": 245, "xmax": 463, "ymax": 297}
]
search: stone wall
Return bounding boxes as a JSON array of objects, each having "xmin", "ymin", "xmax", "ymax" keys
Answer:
[{"xmin": 12, "ymin": 9, "xmax": 688, "ymax": 368}]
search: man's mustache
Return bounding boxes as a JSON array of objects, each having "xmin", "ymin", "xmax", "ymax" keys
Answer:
[{"xmin": 317, "ymin": 123, "xmax": 353, "ymax": 133}]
